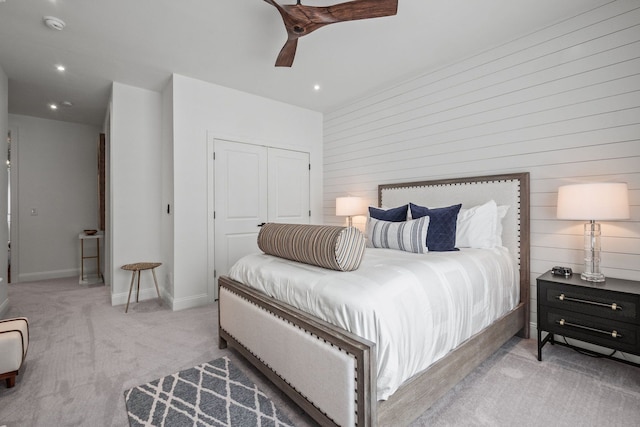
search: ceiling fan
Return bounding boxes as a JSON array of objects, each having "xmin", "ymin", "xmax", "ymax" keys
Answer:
[{"xmin": 263, "ymin": 0, "xmax": 399, "ymax": 67}]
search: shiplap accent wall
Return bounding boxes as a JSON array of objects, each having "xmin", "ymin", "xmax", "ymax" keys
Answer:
[{"xmin": 323, "ymin": 1, "xmax": 640, "ymax": 330}]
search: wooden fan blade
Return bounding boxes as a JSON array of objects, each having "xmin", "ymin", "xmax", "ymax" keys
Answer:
[
  {"xmin": 275, "ymin": 38, "xmax": 298, "ymax": 67},
  {"xmin": 325, "ymin": 0, "xmax": 398, "ymax": 21},
  {"xmin": 262, "ymin": 0, "xmax": 281, "ymax": 11},
  {"xmin": 264, "ymin": 0, "xmax": 300, "ymax": 28},
  {"xmin": 263, "ymin": 0, "xmax": 398, "ymax": 67}
]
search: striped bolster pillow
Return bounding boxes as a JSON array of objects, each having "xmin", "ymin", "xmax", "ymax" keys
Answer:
[{"xmin": 257, "ymin": 223, "xmax": 366, "ymax": 271}]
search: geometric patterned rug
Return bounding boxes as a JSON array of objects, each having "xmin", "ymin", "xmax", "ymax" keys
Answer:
[{"xmin": 124, "ymin": 356, "xmax": 295, "ymax": 426}]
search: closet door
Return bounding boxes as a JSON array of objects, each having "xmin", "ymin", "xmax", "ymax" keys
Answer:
[
  {"xmin": 268, "ymin": 148, "xmax": 310, "ymax": 225},
  {"xmin": 212, "ymin": 140, "xmax": 310, "ymax": 299},
  {"xmin": 214, "ymin": 140, "xmax": 268, "ymax": 292}
]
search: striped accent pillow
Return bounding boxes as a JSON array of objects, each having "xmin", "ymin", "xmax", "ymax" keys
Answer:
[
  {"xmin": 257, "ymin": 223, "xmax": 366, "ymax": 271},
  {"xmin": 366, "ymin": 216, "xmax": 430, "ymax": 254}
]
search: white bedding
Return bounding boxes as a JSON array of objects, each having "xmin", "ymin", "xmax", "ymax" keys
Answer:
[{"xmin": 228, "ymin": 246, "xmax": 518, "ymax": 400}]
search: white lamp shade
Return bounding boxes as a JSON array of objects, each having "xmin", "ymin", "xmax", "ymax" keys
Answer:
[
  {"xmin": 336, "ymin": 196, "xmax": 363, "ymax": 217},
  {"xmin": 557, "ymin": 183, "xmax": 630, "ymax": 220}
]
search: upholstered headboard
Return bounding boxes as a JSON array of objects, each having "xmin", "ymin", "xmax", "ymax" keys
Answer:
[{"xmin": 378, "ymin": 172, "xmax": 530, "ymax": 332}]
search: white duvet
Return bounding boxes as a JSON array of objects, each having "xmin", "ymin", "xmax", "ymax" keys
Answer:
[{"xmin": 228, "ymin": 247, "xmax": 518, "ymax": 400}]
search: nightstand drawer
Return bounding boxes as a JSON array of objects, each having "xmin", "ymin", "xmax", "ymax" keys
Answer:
[
  {"xmin": 540, "ymin": 282, "xmax": 638, "ymax": 324},
  {"xmin": 541, "ymin": 308, "xmax": 639, "ymax": 355}
]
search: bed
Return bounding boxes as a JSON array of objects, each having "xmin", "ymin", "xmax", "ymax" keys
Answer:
[{"xmin": 218, "ymin": 172, "xmax": 530, "ymax": 426}]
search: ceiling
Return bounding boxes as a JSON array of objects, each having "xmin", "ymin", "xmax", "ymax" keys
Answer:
[{"xmin": 0, "ymin": 0, "xmax": 611, "ymax": 127}]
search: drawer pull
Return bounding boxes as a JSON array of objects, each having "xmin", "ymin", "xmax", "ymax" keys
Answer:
[
  {"xmin": 557, "ymin": 293, "xmax": 622, "ymax": 311},
  {"xmin": 556, "ymin": 318, "xmax": 622, "ymax": 339}
]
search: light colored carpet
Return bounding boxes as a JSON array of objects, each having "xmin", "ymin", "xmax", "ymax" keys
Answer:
[
  {"xmin": 1, "ymin": 277, "xmax": 639, "ymax": 426},
  {"xmin": 411, "ymin": 337, "xmax": 640, "ymax": 426},
  {"xmin": 0, "ymin": 277, "xmax": 311, "ymax": 426}
]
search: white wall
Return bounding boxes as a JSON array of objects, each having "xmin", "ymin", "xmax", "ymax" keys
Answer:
[
  {"xmin": 171, "ymin": 74, "xmax": 323, "ymax": 310},
  {"xmin": 107, "ymin": 75, "xmax": 322, "ymax": 311},
  {"xmin": 0, "ymin": 64, "xmax": 8, "ymax": 316},
  {"xmin": 323, "ymin": 0, "xmax": 640, "ymax": 332},
  {"xmin": 109, "ymin": 83, "xmax": 163, "ymax": 305},
  {"xmin": 8, "ymin": 114, "xmax": 100, "ymax": 282}
]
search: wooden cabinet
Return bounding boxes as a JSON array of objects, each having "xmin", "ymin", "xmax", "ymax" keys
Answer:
[{"xmin": 537, "ymin": 270, "xmax": 640, "ymax": 366}]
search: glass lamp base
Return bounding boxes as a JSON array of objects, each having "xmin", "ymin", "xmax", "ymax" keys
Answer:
[
  {"xmin": 582, "ymin": 221, "xmax": 605, "ymax": 282},
  {"xmin": 581, "ymin": 271, "xmax": 605, "ymax": 282}
]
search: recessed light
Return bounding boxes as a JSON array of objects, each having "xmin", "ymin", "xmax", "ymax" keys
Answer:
[
  {"xmin": 56, "ymin": 64, "xmax": 65, "ymax": 72},
  {"xmin": 49, "ymin": 104, "xmax": 58, "ymax": 110},
  {"xmin": 313, "ymin": 84, "xmax": 321, "ymax": 91}
]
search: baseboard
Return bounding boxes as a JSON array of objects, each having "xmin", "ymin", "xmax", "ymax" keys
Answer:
[
  {"xmin": 171, "ymin": 293, "xmax": 211, "ymax": 311},
  {"xmin": 0, "ymin": 297, "xmax": 9, "ymax": 317},
  {"xmin": 17, "ymin": 269, "xmax": 79, "ymax": 283},
  {"xmin": 111, "ymin": 287, "xmax": 210, "ymax": 311},
  {"xmin": 530, "ymin": 322, "xmax": 538, "ymax": 337},
  {"xmin": 110, "ymin": 288, "xmax": 209, "ymax": 311},
  {"xmin": 162, "ymin": 290, "xmax": 175, "ymax": 309},
  {"xmin": 110, "ymin": 287, "xmax": 163, "ymax": 307}
]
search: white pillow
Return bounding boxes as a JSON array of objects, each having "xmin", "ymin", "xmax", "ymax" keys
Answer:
[
  {"xmin": 366, "ymin": 216, "xmax": 430, "ymax": 254},
  {"xmin": 456, "ymin": 200, "xmax": 498, "ymax": 248},
  {"xmin": 495, "ymin": 204, "xmax": 509, "ymax": 247}
]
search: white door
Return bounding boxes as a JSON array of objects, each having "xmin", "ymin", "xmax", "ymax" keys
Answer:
[
  {"xmin": 268, "ymin": 148, "xmax": 310, "ymax": 224},
  {"xmin": 212, "ymin": 140, "xmax": 310, "ymax": 299},
  {"xmin": 214, "ymin": 140, "xmax": 268, "ymax": 293}
]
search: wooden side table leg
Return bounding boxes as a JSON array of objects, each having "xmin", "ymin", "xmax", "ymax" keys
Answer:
[
  {"xmin": 136, "ymin": 270, "xmax": 141, "ymax": 303},
  {"xmin": 151, "ymin": 267, "xmax": 161, "ymax": 301},
  {"xmin": 125, "ymin": 271, "xmax": 136, "ymax": 313}
]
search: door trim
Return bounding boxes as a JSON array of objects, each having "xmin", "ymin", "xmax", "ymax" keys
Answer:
[
  {"xmin": 8, "ymin": 126, "xmax": 19, "ymax": 283},
  {"xmin": 207, "ymin": 138, "xmax": 215, "ymax": 301}
]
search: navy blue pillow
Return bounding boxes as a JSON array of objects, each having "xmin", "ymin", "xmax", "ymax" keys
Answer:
[
  {"xmin": 369, "ymin": 205, "xmax": 408, "ymax": 222},
  {"xmin": 409, "ymin": 203, "xmax": 462, "ymax": 251}
]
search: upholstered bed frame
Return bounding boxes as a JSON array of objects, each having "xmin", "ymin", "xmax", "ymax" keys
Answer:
[{"xmin": 218, "ymin": 172, "xmax": 530, "ymax": 426}]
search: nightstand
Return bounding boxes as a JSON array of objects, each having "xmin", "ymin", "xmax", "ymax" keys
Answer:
[{"xmin": 537, "ymin": 270, "xmax": 640, "ymax": 367}]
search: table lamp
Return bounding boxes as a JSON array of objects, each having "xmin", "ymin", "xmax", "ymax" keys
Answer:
[
  {"xmin": 557, "ymin": 182, "xmax": 629, "ymax": 282},
  {"xmin": 336, "ymin": 196, "xmax": 363, "ymax": 227}
]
